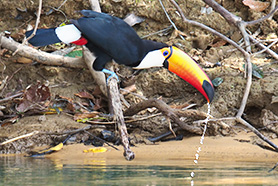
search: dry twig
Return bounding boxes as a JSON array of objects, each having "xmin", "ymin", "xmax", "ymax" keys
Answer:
[
  {"xmin": 159, "ymin": 0, "xmax": 185, "ymax": 40},
  {"xmin": 25, "ymin": 0, "xmax": 43, "ymax": 42},
  {"xmin": 124, "ymin": 98, "xmax": 203, "ymax": 135},
  {"xmin": 0, "ymin": 131, "xmax": 39, "ymax": 146},
  {"xmin": 14, "ymin": 0, "xmax": 43, "ymax": 56},
  {"xmin": 85, "ymin": 113, "xmax": 162, "ymax": 125}
]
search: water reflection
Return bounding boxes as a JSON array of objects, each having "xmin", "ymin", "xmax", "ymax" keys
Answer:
[{"xmin": 0, "ymin": 156, "xmax": 277, "ymax": 186}]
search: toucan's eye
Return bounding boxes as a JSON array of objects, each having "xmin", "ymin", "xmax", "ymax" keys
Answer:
[{"xmin": 163, "ymin": 51, "xmax": 169, "ymax": 56}]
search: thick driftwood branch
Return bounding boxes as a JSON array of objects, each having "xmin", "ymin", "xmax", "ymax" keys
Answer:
[
  {"xmin": 124, "ymin": 99, "xmax": 203, "ymax": 135},
  {"xmin": 83, "ymin": 46, "xmax": 108, "ymax": 97},
  {"xmin": 107, "ymin": 77, "xmax": 135, "ymax": 160},
  {"xmin": 0, "ymin": 36, "xmax": 86, "ymax": 68},
  {"xmin": 87, "ymin": 0, "xmax": 134, "ymax": 160}
]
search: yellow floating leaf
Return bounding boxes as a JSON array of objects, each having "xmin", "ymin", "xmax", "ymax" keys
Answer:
[
  {"xmin": 44, "ymin": 107, "xmax": 63, "ymax": 115},
  {"xmin": 243, "ymin": 0, "xmax": 270, "ymax": 12},
  {"xmin": 74, "ymin": 111, "xmax": 100, "ymax": 121},
  {"xmin": 37, "ymin": 143, "xmax": 64, "ymax": 154},
  {"xmin": 83, "ymin": 147, "xmax": 107, "ymax": 153},
  {"xmin": 16, "ymin": 57, "xmax": 33, "ymax": 64},
  {"xmin": 50, "ymin": 143, "xmax": 64, "ymax": 151}
]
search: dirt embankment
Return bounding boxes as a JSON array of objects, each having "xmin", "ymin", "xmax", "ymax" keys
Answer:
[{"xmin": 0, "ymin": 0, "xmax": 278, "ymax": 155}]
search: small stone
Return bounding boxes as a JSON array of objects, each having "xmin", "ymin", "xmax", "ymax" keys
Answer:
[{"xmin": 38, "ymin": 115, "xmax": 46, "ymax": 122}]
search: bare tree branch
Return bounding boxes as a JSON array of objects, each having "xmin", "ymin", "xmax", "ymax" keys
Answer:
[
  {"xmin": 248, "ymin": 4, "xmax": 278, "ymax": 24},
  {"xmin": 1, "ymin": 36, "xmax": 86, "ymax": 68},
  {"xmin": 236, "ymin": 117, "xmax": 278, "ymax": 151},
  {"xmin": 87, "ymin": 0, "xmax": 135, "ymax": 160},
  {"xmin": 108, "ymin": 76, "xmax": 135, "ymax": 160},
  {"xmin": 168, "ymin": 0, "xmax": 248, "ymax": 55},
  {"xmin": 159, "ymin": 0, "xmax": 185, "ymax": 40},
  {"xmin": 167, "ymin": 0, "xmax": 278, "ymax": 151}
]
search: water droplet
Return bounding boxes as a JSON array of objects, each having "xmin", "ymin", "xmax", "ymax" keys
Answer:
[
  {"xmin": 195, "ymin": 153, "xmax": 199, "ymax": 159},
  {"xmin": 190, "ymin": 103, "xmax": 211, "ymax": 180}
]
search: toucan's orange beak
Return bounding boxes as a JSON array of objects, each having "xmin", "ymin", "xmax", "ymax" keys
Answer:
[{"xmin": 161, "ymin": 46, "xmax": 214, "ymax": 103}]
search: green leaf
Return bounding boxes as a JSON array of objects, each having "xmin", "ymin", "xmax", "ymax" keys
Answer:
[
  {"xmin": 65, "ymin": 50, "xmax": 83, "ymax": 58},
  {"xmin": 243, "ymin": 63, "xmax": 264, "ymax": 79}
]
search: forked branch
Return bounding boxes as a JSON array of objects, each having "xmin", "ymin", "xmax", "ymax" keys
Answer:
[{"xmin": 167, "ymin": 0, "xmax": 278, "ymax": 151}]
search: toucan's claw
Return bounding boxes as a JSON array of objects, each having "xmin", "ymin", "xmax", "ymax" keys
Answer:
[{"xmin": 102, "ymin": 69, "xmax": 119, "ymax": 82}]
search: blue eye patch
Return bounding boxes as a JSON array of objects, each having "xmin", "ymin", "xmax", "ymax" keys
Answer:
[{"xmin": 163, "ymin": 51, "xmax": 169, "ymax": 56}]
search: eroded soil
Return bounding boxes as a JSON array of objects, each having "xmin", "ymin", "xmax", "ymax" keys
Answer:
[{"xmin": 0, "ymin": 0, "xmax": 278, "ymax": 155}]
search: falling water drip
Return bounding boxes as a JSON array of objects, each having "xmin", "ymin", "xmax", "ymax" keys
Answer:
[{"xmin": 190, "ymin": 103, "xmax": 210, "ymax": 183}]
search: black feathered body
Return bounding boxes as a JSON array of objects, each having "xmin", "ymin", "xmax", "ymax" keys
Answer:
[{"xmin": 72, "ymin": 10, "xmax": 167, "ymax": 70}]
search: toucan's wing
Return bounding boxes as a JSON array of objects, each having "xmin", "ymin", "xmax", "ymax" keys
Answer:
[
  {"xmin": 79, "ymin": 10, "xmax": 113, "ymax": 20},
  {"xmin": 85, "ymin": 42, "xmax": 113, "ymax": 71},
  {"xmin": 71, "ymin": 12, "xmax": 145, "ymax": 66}
]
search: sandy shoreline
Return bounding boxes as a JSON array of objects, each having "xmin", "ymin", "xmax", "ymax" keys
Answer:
[
  {"xmin": 0, "ymin": 132, "xmax": 276, "ymax": 186},
  {"xmin": 45, "ymin": 131, "xmax": 278, "ymax": 166}
]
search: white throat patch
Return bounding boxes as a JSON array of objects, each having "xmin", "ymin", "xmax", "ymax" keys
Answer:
[
  {"xmin": 55, "ymin": 24, "xmax": 81, "ymax": 44},
  {"xmin": 133, "ymin": 50, "xmax": 165, "ymax": 69}
]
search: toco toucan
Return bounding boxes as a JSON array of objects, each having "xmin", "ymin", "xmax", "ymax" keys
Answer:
[{"xmin": 25, "ymin": 10, "xmax": 214, "ymax": 103}]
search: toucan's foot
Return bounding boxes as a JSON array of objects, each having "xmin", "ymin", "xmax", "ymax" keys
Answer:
[{"xmin": 102, "ymin": 69, "xmax": 119, "ymax": 82}]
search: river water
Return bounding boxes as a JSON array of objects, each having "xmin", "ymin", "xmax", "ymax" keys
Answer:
[{"xmin": 0, "ymin": 155, "xmax": 277, "ymax": 186}]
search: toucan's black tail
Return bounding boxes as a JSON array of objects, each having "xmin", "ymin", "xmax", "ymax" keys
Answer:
[{"xmin": 25, "ymin": 28, "xmax": 61, "ymax": 47}]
